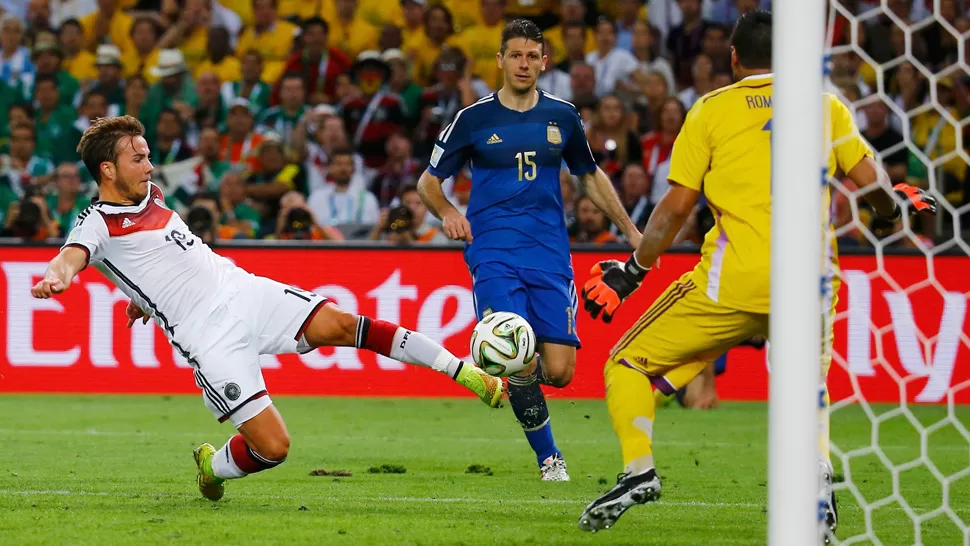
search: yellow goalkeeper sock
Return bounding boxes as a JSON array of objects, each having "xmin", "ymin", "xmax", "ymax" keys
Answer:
[{"xmin": 604, "ymin": 358, "xmax": 658, "ymax": 473}]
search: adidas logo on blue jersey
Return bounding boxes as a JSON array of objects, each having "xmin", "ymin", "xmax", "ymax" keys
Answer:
[{"xmin": 486, "ymin": 134, "xmax": 502, "ymax": 144}]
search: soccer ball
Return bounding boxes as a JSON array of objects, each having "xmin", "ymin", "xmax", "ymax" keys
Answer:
[{"xmin": 470, "ymin": 312, "xmax": 537, "ymax": 377}]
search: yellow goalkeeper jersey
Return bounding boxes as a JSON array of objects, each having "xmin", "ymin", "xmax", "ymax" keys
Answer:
[{"xmin": 667, "ymin": 73, "xmax": 872, "ymax": 314}]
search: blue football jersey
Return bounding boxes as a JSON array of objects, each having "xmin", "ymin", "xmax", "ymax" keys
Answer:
[{"xmin": 427, "ymin": 91, "xmax": 597, "ymax": 276}]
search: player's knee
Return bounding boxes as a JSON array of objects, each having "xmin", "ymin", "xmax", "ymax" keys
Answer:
[
  {"xmin": 541, "ymin": 357, "xmax": 576, "ymax": 388},
  {"xmin": 304, "ymin": 304, "xmax": 358, "ymax": 347},
  {"xmin": 255, "ymin": 431, "xmax": 290, "ymax": 462}
]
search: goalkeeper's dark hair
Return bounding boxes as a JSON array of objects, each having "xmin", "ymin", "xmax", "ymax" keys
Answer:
[
  {"xmin": 731, "ymin": 9, "xmax": 772, "ymax": 69},
  {"xmin": 501, "ymin": 19, "xmax": 544, "ymax": 55}
]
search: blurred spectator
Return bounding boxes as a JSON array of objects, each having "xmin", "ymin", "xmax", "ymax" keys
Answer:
[
  {"xmin": 323, "ymin": 0, "xmax": 403, "ymax": 35},
  {"xmin": 615, "ymin": 163, "xmax": 652, "ymax": 235},
  {"xmin": 615, "ymin": 0, "xmax": 642, "ymax": 53},
  {"xmin": 1, "ymin": 122, "xmax": 56, "ymax": 190},
  {"xmin": 192, "ymin": 71, "xmax": 225, "ymax": 139},
  {"xmin": 341, "ymin": 51, "xmax": 406, "ymax": 171},
  {"xmin": 80, "ymin": 0, "xmax": 134, "ymax": 53},
  {"xmin": 453, "ymin": 0, "xmax": 504, "ymax": 91},
  {"xmin": 259, "ymin": 72, "xmax": 306, "ymax": 143},
  {"xmin": 195, "ymin": 126, "xmax": 233, "ymax": 191},
  {"xmin": 666, "ymin": 0, "xmax": 710, "ymax": 89},
  {"xmin": 504, "ymin": 0, "xmax": 556, "ymax": 28},
  {"xmin": 58, "ymin": 18, "xmax": 97, "ymax": 82},
  {"xmin": 711, "ymin": 69, "xmax": 732, "ymax": 90},
  {"xmin": 218, "ymin": 169, "xmax": 261, "ymax": 238},
  {"xmin": 372, "ymin": 132, "xmax": 419, "ymax": 207},
  {"xmin": 152, "ymin": 108, "xmax": 195, "ymax": 166},
  {"xmin": 641, "ymin": 97, "xmax": 686, "ymax": 203},
  {"xmin": 623, "ymin": 20, "xmax": 675, "ymax": 101},
  {"xmin": 236, "ymin": 0, "xmax": 298, "ymax": 84},
  {"xmin": 220, "ymin": 50, "xmax": 271, "ymax": 117},
  {"xmin": 1, "ymin": 195, "xmax": 58, "ymax": 240},
  {"xmin": 537, "ymin": 41, "xmax": 571, "ymax": 99},
  {"xmin": 143, "ymin": 49, "xmax": 198, "ymax": 139},
  {"xmin": 274, "ymin": 190, "xmax": 343, "ymax": 240},
  {"xmin": 555, "ymin": 21, "xmax": 592, "ymax": 77},
  {"xmin": 122, "ymin": 16, "xmax": 160, "ymax": 84},
  {"xmin": 246, "ymin": 135, "xmax": 308, "ymax": 231},
  {"xmin": 0, "ymin": 15, "xmax": 34, "ymax": 86},
  {"xmin": 587, "ymin": 94, "xmax": 642, "ymax": 178},
  {"xmin": 400, "ymin": 184, "xmax": 446, "ymax": 243},
  {"xmin": 630, "ymin": 69, "xmax": 671, "ymax": 136},
  {"xmin": 307, "ymin": 148, "xmax": 379, "ymax": 227},
  {"xmin": 379, "ymin": 21, "xmax": 404, "ymax": 53},
  {"xmin": 327, "ymin": 0, "xmax": 380, "ymax": 62},
  {"xmin": 569, "ymin": 62, "xmax": 597, "ymax": 107},
  {"xmin": 220, "ymin": 98, "xmax": 264, "ymax": 172},
  {"xmin": 572, "ymin": 195, "xmax": 618, "ymax": 244},
  {"xmin": 46, "ymin": 162, "xmax": 91, "ymax": 236},
  {"xmin": 25, "ymin": 0, "xmax": 55, "ymax": 38},
  {"xmin": 81, "ymin": 44, "xmax": 124, "ymax": 116},
  {"xmin": 184, "ymin": 198, "xmax": 220, "ymax": 244},
  {"xmin": 700, "ymin": 22, "xmax": 731, "ymax": 67},
  {"xmin": 384, "ymin": 48, "xmax": 422, "ymax": 122},
  {"xmin": 29, "ymin": 32, "xmax": 80, "ymax": 109},
  {"xmin": 399, "ymin": 0, "xmax": 426, "ymax": 52},
  {"xmin": 545, "ymin": 0, "xmax": 595, "ymax": 65},
  {"xmin": 586, "ymin": 17, "xmax": 638, "ymax": 98},
  {"xmin": 416, "ymin": 48, "xmax": 466, "ymax": 157},
  {"xmin": 560, "ymin": 170, "xmax": 578, "ymax": 219},
  {"xmin": 370, "ymin": 204, "xmax": 416, "ymax": 244},
  {"xmin": 156, "ymin": 0, "xmax": 212, "ymax": 76},
  {"xmin": 122, "ymin": 74, "xmax": 148, "ymax": 117},
  {"xmin": 677, "ymin": 53, "xmax": 714, "ymax": 109},
  {"xmin": 34, "ymin": 73, "xmax": 81, "ymax": 164},
  {"xmin": 410, "ymin": 4, "xmax": 457, "ymax": 86},
  {"xmin": 862, "ymin": 100, "xmax": 908, "ymax": 184},
  {"xmin": 273, "ymin": 17, "xmax": 351, "ymax": 107},
  {"xmin": 193, "ymin": 27, "xmax": 240, "ymax": 84},
  {"xmin": 75, "ymin": 89, "xmax": 107, "ymax": 132}
]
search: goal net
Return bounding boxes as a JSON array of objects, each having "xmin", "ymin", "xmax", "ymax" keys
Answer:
[{"xmin": 823, "ymin": 1, "xmax": 970, "ymax": 544}]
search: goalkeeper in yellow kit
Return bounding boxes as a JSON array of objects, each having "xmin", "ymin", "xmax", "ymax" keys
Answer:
[{"xmin": 577, "ymin": 10, "xmax": 937, "ymax": 534}]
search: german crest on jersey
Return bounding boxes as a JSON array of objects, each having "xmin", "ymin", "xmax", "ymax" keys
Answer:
[{"xmin": 546, "ymin": 124, "xmax": 562, "ymax": 145}]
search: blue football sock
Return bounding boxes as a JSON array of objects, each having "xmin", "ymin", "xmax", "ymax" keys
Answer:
[{"xmin": 507, "ymin": 367, "xmax": 560, "ymax": 465}]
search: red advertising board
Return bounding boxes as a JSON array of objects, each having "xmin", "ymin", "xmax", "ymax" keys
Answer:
[{"xmin": 1, "ymin": 246, "xmax": 968, "ymax": 403}]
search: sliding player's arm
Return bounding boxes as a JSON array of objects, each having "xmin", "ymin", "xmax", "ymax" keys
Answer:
[
  {"xmin": 579, "ymin": 167, "xmax": 642, "ymax": 248},
  {"xmin": 30, "ymin": 246, "xmax": 89, "ymax": 298},
  {"xmin": 582, "ymin": 99, "xmax": 709, "ymax": 323},
  {"xmin": 418, "ymin": 110, "xmax": 475, "ymax": 242},
  {"xmin": 32, "ymin": 210, "xmax": 107, "ymax": 299},
  {"xmin": 828, "ymin": 97, "xmax": 937, "ymax": 235}
]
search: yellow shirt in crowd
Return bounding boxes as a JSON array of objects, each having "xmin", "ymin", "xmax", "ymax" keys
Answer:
[
  {"xmin": 236, "ymin": 20, "xmax": 300, "ymax": 84},
  {"xmin": 320, "ymin": 0, "xmax": 403, "ymax": 30},
  {"xmin": 121, "ymin": 48, "xmax": 160, "ymax": 84},
  {"xmin": 80, "ymin": 9, "xmax": 134, "ymax": 53},
  {"xmin": 195, "ymin": 56, "xmax": 242, "ymax": 83},
  {"xmin": 437, "ymin": 0, "xmax": 482, "ymax": 32},
  {"xmin": 454, "ymin": 22, "xmax": 503, "ymax": 90},
  {"xmin": 543, "ymin": 24, "xmax": 596, "ymax": 63},
  {"xmin": 64, "ymin": 50, "xmax": 98, "ymax": 82},
  {"xmin": 667, "ymin": 74, "xmax": 872, "ymax": 314},
  {"xmin": 179, "ymin": 26, "xmax": 210, "ymax": 75},
  {"xmin": 324, "ymin": 16, "xmax": 379, "ymax": 61}
]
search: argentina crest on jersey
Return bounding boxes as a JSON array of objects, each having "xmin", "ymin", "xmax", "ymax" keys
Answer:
[{"xmin": 546, "ymin": 123, "xmax": 562, "ymax": 145}]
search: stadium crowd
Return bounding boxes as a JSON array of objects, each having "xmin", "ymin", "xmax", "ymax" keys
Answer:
[{"xmin": 0, "ymin": 0, "xmax": 965, "ymax": 248}]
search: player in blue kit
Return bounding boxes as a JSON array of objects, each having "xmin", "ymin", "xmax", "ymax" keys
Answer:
[{"xmin": 417, "ymin": 19, "xmax": 641, "ymax": 481}]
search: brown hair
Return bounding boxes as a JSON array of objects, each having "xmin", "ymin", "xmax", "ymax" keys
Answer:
[{"xmin": 76, "ymin": 115, "xmax": 145, "ymax": 185}]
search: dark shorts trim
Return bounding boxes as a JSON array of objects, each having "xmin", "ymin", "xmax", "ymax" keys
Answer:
[
  {"xmin": 218, "ymin": 390, "xmax": 269, "ymax": 423},
  {"xmin": 294, "ymin": 298, "xmax": 330, "ymax": 341}
]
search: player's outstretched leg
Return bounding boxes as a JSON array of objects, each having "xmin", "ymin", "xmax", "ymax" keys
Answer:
[
  {"xmin": 303, "ymin": 303, "xmax": 503, "ymax": 408},
  {"xmin": 195, "ymin": 405, "xmax": 290, "ymax": 501}
]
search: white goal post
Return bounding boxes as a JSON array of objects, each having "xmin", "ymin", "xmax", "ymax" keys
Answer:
[{"xmin": 769, "ymin": 1, "xmax": 826, "ymax": 545}]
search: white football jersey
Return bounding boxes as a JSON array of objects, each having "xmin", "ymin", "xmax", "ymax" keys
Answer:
[{"xmin": 63, "ymin": 183, "xmax": 243, "ymax": 357}]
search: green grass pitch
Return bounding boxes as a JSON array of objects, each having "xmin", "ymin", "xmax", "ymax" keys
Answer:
[{"xmin": 1, "ymin": 395, "xmax": 968, "ymax": 545}]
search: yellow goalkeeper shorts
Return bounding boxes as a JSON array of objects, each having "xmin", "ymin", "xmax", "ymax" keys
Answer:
[{"xmin": 609, "ymin": 272, "xmax": 838, "ymax": 393}]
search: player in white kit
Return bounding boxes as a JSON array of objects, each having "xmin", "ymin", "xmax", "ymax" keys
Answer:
[{"xmin": 30, "ymin": 116, "xmax": 504, "ymax": 501}]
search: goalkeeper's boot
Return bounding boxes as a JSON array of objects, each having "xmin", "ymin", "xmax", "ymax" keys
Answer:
[
  {"xmin": 819, "ymin": 460, "xmax": 838, "ymax": 543},
  {"xmin": 578, "ymin": 469, "xmax": 662, "ymax": 532},
  {"xmin": 540, "ymin": 453, "xmax": 570, "ymax": 482},
  {"xmin": 455, "ymin": 362, "xmax": 504, "ymax": 408},
  {"xmin": 193, "ymin": 443, "xmax": 225, "ymax": 501}
]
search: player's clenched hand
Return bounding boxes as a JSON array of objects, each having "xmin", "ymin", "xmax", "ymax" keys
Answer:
[
  {"xmin": 442, "ymin": 209, "xmax": 473, "ymax": 243},
  {"xmin": 30, "ymin": 275, "xmax": 68, "ymax": 299},
  {"xmin": 582, "ymin": 257, "xmax": 649, "ymax": 324},
  {"xmin": 125, "ymin": 300, "xmax": 150, "ymax": 328},
  {"xmin": 871, "ymin": 183, "xmax": 938, "ymax": 237}
]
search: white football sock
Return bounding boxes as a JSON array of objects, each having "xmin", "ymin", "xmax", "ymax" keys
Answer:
[
  {"xmin": 211, "ymin": 440, "xmax": 248, "ymax": 479},
  {"xmin": 389, "ymin": 328, "xmax": 463, "ymax": 378}
]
